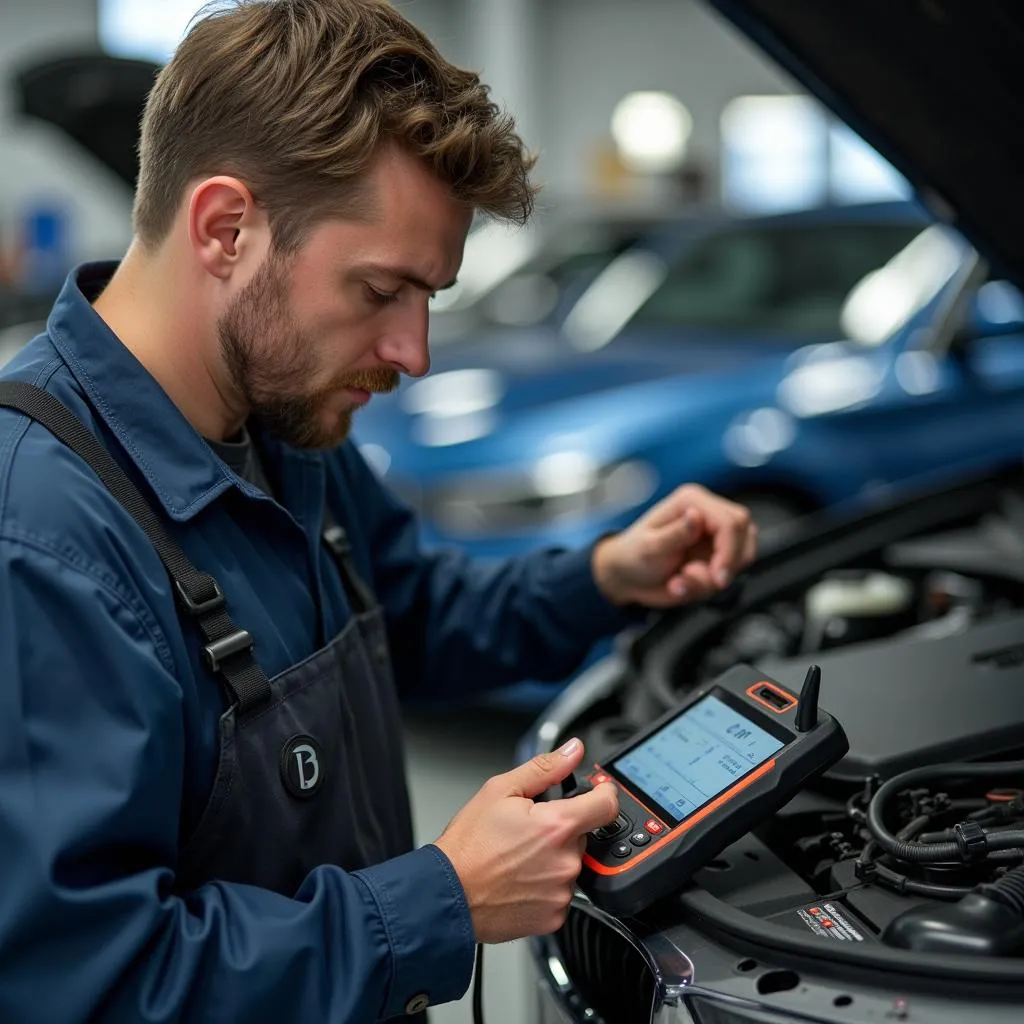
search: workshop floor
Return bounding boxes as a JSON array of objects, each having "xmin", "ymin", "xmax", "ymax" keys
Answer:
[{"xmin": 402, "ymin": 707, "xmax": 540, "ymax": 1024}]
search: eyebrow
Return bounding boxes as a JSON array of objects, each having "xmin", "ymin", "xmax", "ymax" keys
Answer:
[{"xmin": 357, "ymin": 263, "xmax": 458, "ymax": 294}]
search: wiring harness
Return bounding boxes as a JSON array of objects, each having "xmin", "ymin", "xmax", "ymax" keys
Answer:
[{"xmin": 849, "ymin": 761, "xmax": 1024, "ymax": 901}]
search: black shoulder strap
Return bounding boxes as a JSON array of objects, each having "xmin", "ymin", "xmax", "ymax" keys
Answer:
[
  {"xmin": 321, "ymin": 505, "xmax": 377, "ymax": 616},
  {"xmin": 0, "ymin": 381, "xmax": 271, "ymax": 711}
]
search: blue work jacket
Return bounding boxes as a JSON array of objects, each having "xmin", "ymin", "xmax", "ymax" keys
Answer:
[{"xmin": 0, "ymin": 264, "xmax": 636, "ymax": 1022}]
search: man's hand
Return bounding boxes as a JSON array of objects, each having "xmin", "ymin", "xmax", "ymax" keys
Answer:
[
  {"xmin": 592, "ymin": 484, "xmax": 757, "ymax": 608},
  {"xmin": 433, "ymin": 739, "xmax": 618, "ymax": 943}
]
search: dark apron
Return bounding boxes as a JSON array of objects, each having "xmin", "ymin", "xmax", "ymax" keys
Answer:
[
  {"xmin": 174, "ymin": 514, "xmax": 414, "ymax": 893},
  {"xmin": 0, "ymin": 383, "xmax": 424, "ymax": 1020}
]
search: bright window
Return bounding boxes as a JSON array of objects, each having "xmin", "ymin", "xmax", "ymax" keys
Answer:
[
  {"xmin": 99, "ymin": 0, "xmax": 212, "ymax": 63},
  {"xmin": 829, "ymin": 124, "xmax": 911, "ymax": 203},
  {"xmin": 721, "ymin": 96, "xmax": 829, "ymax": 214},
  {"xmin": 722, "ymin": 95, "xmax": 912, "ymax": 213}
]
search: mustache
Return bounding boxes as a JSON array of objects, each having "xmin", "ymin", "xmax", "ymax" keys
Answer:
[{"xmin": 338, "ymin": 367, "xmax": 400, "ymax": 394}]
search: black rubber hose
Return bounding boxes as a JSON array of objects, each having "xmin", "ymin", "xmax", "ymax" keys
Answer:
[
  {"xmin": 900, "ymin": 814, "xmax": 930, "ymax": 839},
  {"xmin": 845, "ymin": 791, "xmax": 867, "ymax": 823},
  {"xmin": 867, "ymin": 762, "xmax": 1024, "ymax": 863},
  {"xmin": 854, "ymin": 838, "xmax": 879, "ymax": 875},
  {"xmin": 920, "ymin": 812, "xmax": 1024, "ymax": 838},
  {"xmin": 856, "ymin": 816, "xmax": 971, "ymax": 899},
  {"xmin": 980, "ymin": 864, "xmax": 1024, "ymax": 915},
  {"xmin": 871, "ymin": 860, "xmax": 972, "ymax": 900},
  {"xmin": 855, "ymin": 816, "xmax": 969, "ymax": 901},
  {"xmin": 855, "ymin": 817, "xmax": 927, "ymax": 874}
]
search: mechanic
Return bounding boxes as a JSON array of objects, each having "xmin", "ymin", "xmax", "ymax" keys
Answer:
[{"xmin": 0, "ymin": 1, "xmax": 756, "ymax": 1021}]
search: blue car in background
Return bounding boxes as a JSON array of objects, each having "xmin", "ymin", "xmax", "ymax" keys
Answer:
[
  {"xmin": 354, "ymin": 200, "xmax": 1024, "ymax": 709},
  {"xmin": 427, "ymin": 204, "xmax": 668, "ymax": 346}
]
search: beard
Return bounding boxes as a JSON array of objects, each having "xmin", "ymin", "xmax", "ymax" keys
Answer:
[{"xmin": 218, "ymin": 254, "xmax": 398, "ymax": 449}]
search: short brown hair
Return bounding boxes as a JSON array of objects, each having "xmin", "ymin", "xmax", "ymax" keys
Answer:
[{"xmin": 133, "ymin": 0, "xmax": 537, "ymax": 251}]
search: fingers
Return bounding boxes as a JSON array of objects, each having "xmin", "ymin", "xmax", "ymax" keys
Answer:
[
  {"xmin": 559, "ymin": 781, "xmax": 620, "ymax": 834},
  {"xmin": 667, "ymin": 516, "xmax": 755, "ymax": 603},
  {"xmin": 685, "ymin": 493, "xmax": 754, "ymax": 587},
  {"xmin": 642, "ymin": 486, "xmax": 693, "ymax": 529},
  {"xmin": 655, "ymin": 486, "xmax": 755, "ymax": 586},
  {"xmin": 668, "ymin": 560, "xmax": 718, "ymax": 602},
  {"xmin": 502, "ymin": 737, "xmax": 585, "ymax": 799},
  {"xmin": 706, "ymin": 507, "xmax": 747, "ymax": 586},
  {"xmin": 742, "ymin": 521, "xmax": 759, "ymax": 566},
  {"xmin": 649, "ymin": 507, "xmax": 702, "ymax": 560}
]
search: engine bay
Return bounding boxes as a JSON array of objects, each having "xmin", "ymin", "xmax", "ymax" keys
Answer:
[{"xmin": 538, "ymin": 469, "xmax": 1024, "ymax": 1020}]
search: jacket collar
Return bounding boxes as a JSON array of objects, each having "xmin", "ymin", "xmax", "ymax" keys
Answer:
[{"xmin": 46, "ymin": 261, "xmax": 314, "ymax": 522}]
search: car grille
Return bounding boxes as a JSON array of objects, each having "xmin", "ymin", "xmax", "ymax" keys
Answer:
[{"xmin": 553, "ymin": 904, "xmax": 657, "ymax": 1023}]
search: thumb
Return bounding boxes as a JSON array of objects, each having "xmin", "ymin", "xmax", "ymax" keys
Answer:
[{"xmin": 503, "ymin": 738, "xmax": 585, "ymax": 799}]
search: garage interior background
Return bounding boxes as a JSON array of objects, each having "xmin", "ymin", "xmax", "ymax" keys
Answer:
[
  {"xmin": 0, "ymin": 3, "xmax": 932, "ymax": 1024},
  {"xmin": 0, "ymin": 0, "xmax": 806, "ymax": 264}
]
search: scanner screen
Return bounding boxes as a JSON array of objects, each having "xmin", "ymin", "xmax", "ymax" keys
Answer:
[{"xmin": 611, "ymin": 693, "xmax": 784, "ymax": 826}]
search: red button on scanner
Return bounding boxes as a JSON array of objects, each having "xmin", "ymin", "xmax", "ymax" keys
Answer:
[
  {"xmin": 591, "ymin": 772, "xmax": 611, "ymax": 786},
  {"xmin": 645, "ymin": 819, "xmax": 665, "ymax": 835},
  {"xmin": 809, "ymin": 907, "xmax": 821, "ymax": 915}
]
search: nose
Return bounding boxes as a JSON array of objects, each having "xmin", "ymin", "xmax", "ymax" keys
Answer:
[{"xmin": 376, "ymin": 305, "xmax": 430, "ymax": 378}]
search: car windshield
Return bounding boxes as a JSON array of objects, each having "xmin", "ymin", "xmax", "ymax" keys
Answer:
[
  {"xmin": 429, "ymin": 215, "xmax": 652, "ymax": 344},
  {"xmin": 629, "ymin": 220, "xmax": 924, "ymax": 339}
]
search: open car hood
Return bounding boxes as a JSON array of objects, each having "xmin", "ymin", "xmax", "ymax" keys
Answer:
[
  {"xmin": 707, "ymin": 0, "xmax": 1024, "ymax": 293},
  {"xmin": 12, "ymin": 54, "xmax": 160, "ymax": 187}
]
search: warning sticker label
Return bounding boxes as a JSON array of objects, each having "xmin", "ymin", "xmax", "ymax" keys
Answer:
[{"xmin": 795, "ymin": 902, "xmax": 869, "ymax": 942}]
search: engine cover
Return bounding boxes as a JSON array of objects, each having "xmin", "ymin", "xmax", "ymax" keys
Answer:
[{"xmin": 759, "ymin": 610, "xmax": 1024, "ymax": 781}]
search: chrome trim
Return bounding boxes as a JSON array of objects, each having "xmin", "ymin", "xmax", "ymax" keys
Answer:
[
  {"xmin": 643, "ymin": 932, "xmax": 696, "ymax": 1006},
  {"xmin": 532, "ymin": 895, "xmax": 696, "ymax": 1024},
  {"xmin": 423, "ymin": 460, "xmax": 658, "ymax": 538},
  {"xmin": 535, "ymin": 914, "xmax": 892, "ymax": 1024},
  {"xmin": 534, "ymin": 915, "xmax": 859, "ymax": 1024},
  {"xmin": 523, "ymin": 640, "xmax": 697, "ymax": 1020},
  {"xmin": 574, "ymin": 895, "xmax": 695, "ymax": 1003}
]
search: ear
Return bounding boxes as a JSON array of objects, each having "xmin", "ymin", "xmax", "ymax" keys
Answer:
[{"xmin": 187, "ymin": 176, "xmax": 269, "ymax": 280}]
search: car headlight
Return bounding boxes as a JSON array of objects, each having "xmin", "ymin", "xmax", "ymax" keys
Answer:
[{"xmin": 425, "ymin": 454, "xmax": 659, "ymax": 537}]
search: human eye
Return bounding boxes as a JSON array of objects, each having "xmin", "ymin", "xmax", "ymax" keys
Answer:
[{"xmin": 365, "ymin": 284, "xmax": 400, "ymax": 307}]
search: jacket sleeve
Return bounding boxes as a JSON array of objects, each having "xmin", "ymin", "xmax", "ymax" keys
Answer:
[
  {"xmin": 0, "ymin": 534, "xmax": 475, "ymax": 1023},
  {"xmin": 334, "ymin": 444, "xmax": 644, "ymax": 701}
]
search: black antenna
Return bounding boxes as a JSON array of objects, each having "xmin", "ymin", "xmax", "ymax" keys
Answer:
[{"xmin": 795, "ymin": 665, "xmax": 821, "ymax": 733}]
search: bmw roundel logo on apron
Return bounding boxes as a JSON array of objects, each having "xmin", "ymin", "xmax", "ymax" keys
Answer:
[{"xmin": 281, "ymin": 734, "xmax": 325, "ymax": 799}]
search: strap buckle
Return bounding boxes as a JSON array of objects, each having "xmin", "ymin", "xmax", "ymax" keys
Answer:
[
  {"xmin": 202, "ymin": 629, "xmax": 254, "ymax": 672},
  {"xmin": 323, "ymin": 523, "xmax": 351, "ymax": 557},
  {"xmin": 174, "ymin": 576, "xmax": 226, "ymax": 616}
]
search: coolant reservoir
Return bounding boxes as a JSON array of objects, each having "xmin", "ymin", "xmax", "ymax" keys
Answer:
[{"xmin": 803, "ymin": 572, "xmax": 916, "ymax": 651}]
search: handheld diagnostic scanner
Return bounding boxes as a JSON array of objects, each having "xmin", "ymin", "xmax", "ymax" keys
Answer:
[{"xmin": 569, "ymin": 663, "xmax": 848, "ymax": 917}]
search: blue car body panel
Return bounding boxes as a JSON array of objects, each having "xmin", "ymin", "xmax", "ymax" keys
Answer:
[{"xmin": 353, "ymin": 203, "xmax": 1024, "ymax": 710}]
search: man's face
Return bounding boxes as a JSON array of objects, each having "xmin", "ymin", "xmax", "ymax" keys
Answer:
[{"xmin": 218, "ymin": 146, "xmax": 473, "ymax": 448}]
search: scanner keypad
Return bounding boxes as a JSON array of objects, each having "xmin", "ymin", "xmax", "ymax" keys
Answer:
[
  {"xmin": 591, "ymin": 813, "xmax": 631, "ymax": 842},
  {"xmin": 584, "ymin": 771, "xmax": 668, "ymax": 866}
]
